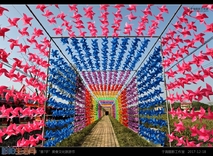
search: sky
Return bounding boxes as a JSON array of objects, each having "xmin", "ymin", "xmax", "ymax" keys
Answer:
[{"xmin": 0, "ymin": 4, "xmax": 213, "ymax": 105}]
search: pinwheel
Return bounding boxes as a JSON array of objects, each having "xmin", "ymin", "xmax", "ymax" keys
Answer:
[
  {"xmin": 7, "ymin": 17, "xmax": 20, "ymax": 27},
  {"xmin": 194, "ymin": 11, "xmax": 208, "ymax": 23},
  {"xmin": 0, "ymin": 5, "xmax": 8, "ymax": 16},
  {"xmin": 21, "ymin": 13, "xmax": 33, "ymax": 26},
  {"xmin": 0, "ymin": 27, "xmax": 9, "ymax": 39},
  {"xmin": 18, "ymin": 27, "xmax": 29, "ymax": 36}
]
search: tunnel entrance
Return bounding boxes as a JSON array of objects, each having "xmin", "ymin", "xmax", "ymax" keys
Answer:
[{"xmin": 105, "ymin": 111, "xmax": 109, "ymax": 115}]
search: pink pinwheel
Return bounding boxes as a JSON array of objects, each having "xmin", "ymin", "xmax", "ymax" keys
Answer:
[
  {"xmin": 68, "ymin": 4, "xmax": 77, "ymax": 12},
  {"xmin": 8, "ymin": 38, "xmax": 20, "ymax": 50},
  {"xmin": 167, "ymin": 132, "xmax": 177, "ymax": 142},
  {"xmin": 53, "ymin": 26, "xmax": 63, "ymax": 35},
  {"xmin": 83, "ymin": 6, "xmax": 95, "ymax": 20},
  {"xmin": 201, "ymin": 83, "xmax": 213, "ymax": 101},
  {"xmin": 186, "ymin": 21, "xmax": 197, "ymax": 32},
  {"xmin": 33, "ymin": 28, "xmax": 43, "ymax": 37},
  {"xmin": 151, "ymin": 20, "xmax": 159, "ymax": 28},
  {"xmin": 147, "ymin": 27, "xmax": 156, "ymax": 37},
  {"xmin": 100, "ymin": 4, "xmax": 109, "ymax": 11},
  {"xmin": 4, "ymin": 124, "xmax": 16, "ymax": 140},
  {"xmin": 165, "ymin": 69, "xmax": 177, "ymax": 78},
  {"xmin": 0, "ymin": 6, "xmax": 9, "ymax": 16},
  {"xmin": 0, "ymin": 129, "xmax": 5, "ymax": 143},
  {"xmin": 17, "ymin": 138, "xmax": 30, "ymax": 147},
  {"xmin": 0, "ymin": 27, "xmax": 10, "ymax": 39},
  {"xmin": 18, "ymin": 27, "xmax": 29, "ymax": 36},
  {"xmin": 204, "ymin": 107, "xmax": 213, "ymax": 120},
  {"xmin": 47, "ymin": 16, "xmax": 56, "ymax": 25},
  {"xmin": 0, "ymin": 85, "xmax": 8, "ymax": 94},
  {"xmin": 179, "ymin": 27, "xmax": 191, "ymax": 38},
  {"xmin": 57, "ymin": 11, "xmax": 67, "ymax": 21},
  {"xmin": 202, "ymin": 4, "xmax": 213, "ymax": 10},
  {"xmin": 176, "ymin": 136, "xmax": 186, "ymax": 146},
  {"xmin": 177, "ymin": 15, "xmax": 188, "ymax": 23},
  {"xmin": 185, "ymin": 138, "xmax": 196, "ymax": 147},
  {"xmin": 174, "ymin": 120, "xmax": 185, "ymax": 133},
  {"xmin": 8, "ymin": 17, "xmax": 20, "ymax": 27},
  {"xmin": 127, "ymin": 4, "xmax": 137, "ymax": 12},
  {"xmin": 0, "ymin": 49, "xmax": 10, "ymax": 63},
  {"xmin": 126, "ymin": 12, "xmax": 137, "ymax": 21},
  {"xmin": 42, "ymin": 9, "xmax": 53, "ymax": 18},
  {"xmin": 114, "ymin": 4, "xmax": 125, "ymax": 10},
  {"xmin": 18, "ymin": 44, "xmax": 30, "ymax": 53},
  {"xmin": 179, "ymin": 45, "xmax": 189, "ymax": 55},
  {"xmin": 172, "ymin": 21, "xmax": 183, "ymax": 30},
  {"xmin": 155, "ymin": 13, "xmax": 164, "ymax": 21},
  {"xmin": 9, "ymin": 107, "xmax": 21, "ymax": 119},
  {"xmin": 36, "ymin": 4, "xmax": 47, "ymax": 12},
  {"xmin": 28, "ymin": 135, "xmax": 38, "ymax": 147},
  {"xmin": 142, "ymin": 7, "xmax": 152, "ymax": 16},
  {"xmin": 197, "ymin": 106, "xmax": 206, "ymax": 120},
  {"xmin": 189, "ymin": 125, "xmax": 199, "ymax": 137},
  {"xmin": 204, "ymin": 21, "xmax": 213, "ymax": 33},
  {"xmin": 192, "ymin": 53, "xmax": 208, "ymax": 67},
  {"xmin": 112, "ymin": 10, "xmax": 122, "ymax": 20},
  {"xmin": 187, "ymin": 87, "xmax": 203, "ymax": 102},
  {"xmin": 22, "ymin": 13, "xmax": 33, "ymax": 26},
  {"xmin": 194, "ymin": 11, "xmax": 208, "ymax": 23},
  {"xmin": 193, "ymin": 32, "xmax": 205, "ymax": 44},
  {"xmin": 158, "ymin": 5, "xmax": 169, "ymax": 13},
  {"xmin": 182, "ymin": 6, "xmax": 193, "ymax": 16},
  {"xmin": 35, "ymin": 134, "xmax": 45, "ymax": 142},
  {"xmin": 197, "ymin": 125, "xmax": 210, "ymax": 142}
]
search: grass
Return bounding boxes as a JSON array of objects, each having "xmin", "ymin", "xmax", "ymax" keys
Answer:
[
  {"xmin": 56, "ymin": 117, "xmax": 101, "ymax": 147},
  {"xmin": 109, "ymin": 116, "xmax": 154, "ymax": 147}
]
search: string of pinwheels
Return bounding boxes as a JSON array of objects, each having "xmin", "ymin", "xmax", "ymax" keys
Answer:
[
  {"xmin": 136, "ymin": 46, "xmax": 167, "ymax": 146},
  {"xmin": 44, "ymin": 50, "xmax": 78, "ymax": 147},
  {"xmin": 125, "ymin": 77, "xmax": 139, "ymax": 133},
  {"xmin": 74, "ymin": 80, "xmax": 88, "ymax": 132}
]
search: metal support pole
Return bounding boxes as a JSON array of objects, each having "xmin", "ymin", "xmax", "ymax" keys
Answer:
[
  {"xmin": 52, "ymin": 35, "xmax": 159, "ymax": 39},
  {"xmin": 160, "ymin": 40, "xmax": 171, "ymax": 147}
]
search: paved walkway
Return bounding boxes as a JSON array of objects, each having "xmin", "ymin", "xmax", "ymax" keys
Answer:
[{"xmin": 81, "ymin": 115, "xmax": 119, "ymax": 147}]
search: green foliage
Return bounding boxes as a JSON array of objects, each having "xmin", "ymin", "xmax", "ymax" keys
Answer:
[
  {"xmin": 56, "ymin": 118, "xmax": 101, "ymax": 147},
  {"xmin": 109, "ymin": 116, "xmax": 154, "ymax": 147}
]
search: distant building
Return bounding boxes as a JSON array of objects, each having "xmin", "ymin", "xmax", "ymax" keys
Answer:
[{"xmin": 180, "ymin": 102, "xmax": 192, "ymax": 110}]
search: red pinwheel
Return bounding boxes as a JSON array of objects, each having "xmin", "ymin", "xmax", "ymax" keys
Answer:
[
  {"xmin": 201, "ymin": 83, "xmax": 213, "ymax": 101},
  {"xmin": 114, "ymin": 4, "xmax": 125, "ymax": 10},
  {"xmin": 176, "ymin": 136, "xmax": 186, "ymax": 146},
  {"xmin": 42, "ymin": 9, "xmax": 53, "ymax": 18},
  {"xmin": 172, "ymin": 21, "xmax": 183, "ymax": 30},
  {"xmin": 18, "ymin": 44, "xmax": 30, "ymax": 53},
  {"xmin": 142, "ymin": 7, "xmax": 152, "ymax": 16},
  {"xmin": 8, "ymin": 17, "xmax": 20, "ymax": 27},
  {"xmin": 47, "ymin": 16, "xmax": 56, "ymax": 25},
  {"xmin": 187, "ymin": 21, "xmax": 197, "ymax": 32},
  {"xmin": 127, "ymin": 4, "xmax": 137, "ymax": 12},
  {"xmin": 204, "ymin": 21, "xmax": 213, "ymax": 33},
  {"xmin": 68, "ymin": 4, "xmax": 78, "ymax": 12},
  {"xmin": 0, "ymin": 6, "xmax": 8, "ymax": 16},
  {"xmin": 194, "ymin": 11, "xmax": 208, "ymax": 23},
  {"xmin": 22, "ymin": 13, "xmax": 33, "ymax": 26},
  {"xmin": 0, "ymin": 27, "xmax": 10, "ymax": 38},
  {"xmin": 36, "ymin": 4, "xmax": 47, "ymax": 12},
  {"xmin": 18, "ymin": 27, "xmax": 29, "ymax": 36},
  {"xmin": 100, "ymin": 4, "xmax": 109, "ymax": 11},
  {"xmin": 155, "ymin": 12, "xmax": 164, "ymax": 21},
  {"xmin": 178, "ymin": 27, "xmax": 191, "ymax": 38},
  {"xmin": 8, "ymin": 38, "xmax": 19, "ymax": 50},
  {"xmin": 53, "ymin": 26, "xmax": 63, "ymax": 35},
  {"xmin": 126, "ymin": 12, "xmax": 137, "ymax": 21},
  {"xmin": 57, "ymin": 11, "xmax": 67, "ymax": 21},
  {"xmin": 182, "ymin": 6, "xmax": 193, "ymax": 16},
  {"xmin": 177, "ymin": 15, "xmax": 188, "ymax": 23},
  {"xmin": 202, "ymin": 4, "xmax": 213, "ymax": 10},
  {"xmin": 33, "ymin": 28, "xmax": 43, "ymax": 37},
  {"xmin": 0, "ymin": 49, "xmax": 10, "ymax": 63},
  {"xmin": 187, "ymin": 86, "xmax": 203, "ymax": 102}
]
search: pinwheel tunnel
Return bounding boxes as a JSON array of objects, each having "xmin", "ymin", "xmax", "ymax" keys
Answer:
[{"xmin": 0, "ymin": 4, "xmax": 213, "ymax": 148}]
